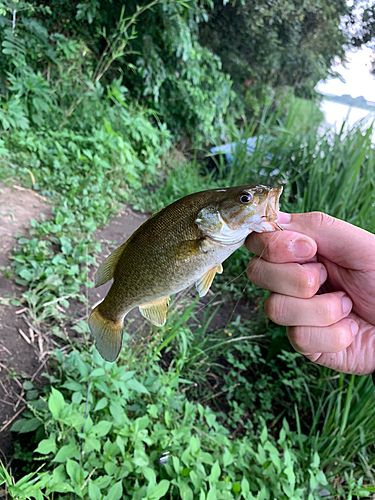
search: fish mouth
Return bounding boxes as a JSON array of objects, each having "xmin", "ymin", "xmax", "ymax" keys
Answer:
[{"xmin": 261, "ymin": 186, "xmax": 283, "ymax": 231}]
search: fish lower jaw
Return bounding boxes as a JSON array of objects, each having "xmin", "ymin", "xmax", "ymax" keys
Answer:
[{"xmin": 249, "ymin": 218, "xmax": 280, "ymax": 233}]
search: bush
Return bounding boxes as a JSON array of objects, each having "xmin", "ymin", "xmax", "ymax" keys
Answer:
[{"xmin": 6, "ymin": 346, "xmax": 331, "ymax": 500}]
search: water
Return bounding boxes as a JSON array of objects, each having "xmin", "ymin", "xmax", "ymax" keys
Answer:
[{"xmin": 319, "ymin": 99, "xmax": 375, "ymax": 142}]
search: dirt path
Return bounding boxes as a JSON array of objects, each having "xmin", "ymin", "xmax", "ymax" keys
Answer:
[{"xmin": 0, "ymin": 186, "xmax": 52, "ymax": 460}]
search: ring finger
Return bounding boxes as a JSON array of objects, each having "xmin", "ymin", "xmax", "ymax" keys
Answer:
[{"xmin": 264, "ymin": 291, "xmax": 353, "ymax": 327}]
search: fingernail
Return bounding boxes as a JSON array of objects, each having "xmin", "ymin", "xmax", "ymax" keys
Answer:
[
  {"xmin": 350, "ymin": 321, "xmax": 358, "ymax": 335},
  {"xmin": 342, "ymin": 296, "xmax": 352, "ymax": 315},
  {"xmin": 319, "ymin": 267, "xmax": 327, "ymax": 285},
  {"xmin": 293, "ymin": 239, "xmax": 314, "ymax": 258}
]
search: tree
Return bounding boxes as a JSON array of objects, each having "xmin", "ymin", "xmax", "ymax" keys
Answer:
[{"xmin": 198, "ymin": 0, "xmax": 350, "ymax": 104}]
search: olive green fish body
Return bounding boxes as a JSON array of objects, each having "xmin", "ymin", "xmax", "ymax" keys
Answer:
[{"xmin": 89, "ymin": 185, "xmax": 283, "ymax": 362}]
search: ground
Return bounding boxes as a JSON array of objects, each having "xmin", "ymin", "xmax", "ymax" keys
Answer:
[{"xmin": 0, "ymin": 185, "xmax": 255, "ymax": 464}]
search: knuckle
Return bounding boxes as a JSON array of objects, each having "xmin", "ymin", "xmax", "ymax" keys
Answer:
[
  {"xmin": 323, "ymin": 300, "xmax": 338, "ymax": 325},
  {"xmin": 297, "ymin": 268, "xmax": 318, "ymax": 298},
  {"xmin": 336, "ymin": 326, "xmax": 352, "ymax": 351},
  {"xmin": 287, "ymin": 326, "xmax": 310, "ymax": 353},
  {"xmin": 246, "ymin": 258, "xmax": 263, "ymax": 284},
  {"xmin": 264, "ymin": 293, "xmax": 287, "ymax": 324},
  {"xmin": 309, "ymin": 211, "xmax": 337, "ymax": 230}
]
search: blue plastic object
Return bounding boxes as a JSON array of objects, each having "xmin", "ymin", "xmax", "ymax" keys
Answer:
[{"xmin": 210, "ymin": 136, "xmax": 274, "ymax": 163}]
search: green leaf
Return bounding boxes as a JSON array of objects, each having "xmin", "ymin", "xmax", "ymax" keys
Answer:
[
  {"xmin": 53, "ymin": 440, "xmax": 80, "ymax": 463},
  {"xmin": 179, "ymin": 481, "xmax": 193, "ymax": 500},
  {"xmin": 208, "ymin": 461, "xmax": 220, "ymax": 486},
  {"xmin": 110, "ymin": 402, "xmax": 123, "ymax": 424},
  {"xmin": 241, "ymin": 477, "xmax": 250, "ymax": 497},
  {"xmin": 104, "ymin": 480, "xmax": 123, "ymax": 500},
  {"xmin": 48, "ymin": 387, "xmax": 66, "ymax": 419},
  {"xmin": 62, "ymin": 381, "xmax": 83, "ymax": 391},
  {"xmin": 88, "ymin": 480, "xmax": 102, "ymax": 500},
  {"xmin": 35, "ymin": 434, "xmax": 56, "ymax": 454},
  {"xmin": 282, "ymin": 465, "xmax": 295, "ymax": 495},
  {"xmin": 94, "ymin": 397, "xmax": 108, "ymax": 412},
  {"xmin": 92, "ymin": 420, "xmax": 112, "ymax": 437},
  {"xmin": 94, "ymin": 475, "xmax": 112, "ymax": 489},
  {"xmin": 147, "ymin": 479, "xmax": 170, "ymax": 500},
  {"xmin": 142, "ymin": 466, "xmax": 156, "ymax": 486},
  {"xmin": 12, "ymin": 418, "xmax": 41, "ymax": 433},
  {"xmin": 118, "ymin": 369, "xmax": 136, "ymax": 381},
  {"xmin": 126, "ymin": 378, "xmax": 149, "ymax": 394},
  {"xmin": 66, "ymin": 459, "xmax": 85, "ymax": 485},
  {"xmin": 206, "ymin": 488, "xmax": 216, "ymax": 500},
  {"xmin": 223, "ymin": 448, "xmax": 233, "ymax": 467},
  {"xmin": 91, "ymin": 368, "xmax": 105, "ymax": 377},
  {"xmin": 232, "ymin": 482, "xmax": 241, "ymax": 493}
]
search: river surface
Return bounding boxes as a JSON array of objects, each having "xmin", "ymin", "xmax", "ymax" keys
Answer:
[{"xmin": 319, "ymin": 99, "xmax": 375, "ymax": 141}]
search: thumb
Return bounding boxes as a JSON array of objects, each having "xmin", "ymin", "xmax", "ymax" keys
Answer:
[{"xmin": 279, "ymin": 212, "xmax": 375, "ymax": 270}]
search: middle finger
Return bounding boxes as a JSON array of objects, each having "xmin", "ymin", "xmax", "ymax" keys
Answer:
[{"xmin": 247, "ymin": 259, "xmax": 327, "ymax": 298}]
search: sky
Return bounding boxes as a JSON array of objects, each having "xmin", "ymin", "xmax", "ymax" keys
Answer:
[{"xmin": 315, "ymin": 46, "xmax": 375, "ymax": 100}]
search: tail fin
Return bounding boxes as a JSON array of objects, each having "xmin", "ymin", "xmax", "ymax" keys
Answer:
[{"xmin": 88, "ymin": 306, "xmax": 123, "ymax": 362}]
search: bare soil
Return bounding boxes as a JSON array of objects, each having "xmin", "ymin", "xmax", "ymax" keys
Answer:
[
  {"xmin": 0, "ymin": 186, "xmax": 52, "ymax": 462},
  {"xmin": 0, "ymin": 187, "xmax": 255, "ymax": 463}
]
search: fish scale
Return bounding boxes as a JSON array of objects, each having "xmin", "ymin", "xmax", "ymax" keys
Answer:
[{"xmin": 89, "ymin": 185, "xmax": 283, "ymax": 362}]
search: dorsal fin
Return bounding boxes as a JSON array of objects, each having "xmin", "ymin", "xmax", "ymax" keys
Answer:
[{"xmin": 94, "ymin": 241, "xmax": 128, "ymax": 288}]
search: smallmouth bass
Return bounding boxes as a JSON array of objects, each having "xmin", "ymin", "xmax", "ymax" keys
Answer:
[{"xmin": 89, "ymin": 185, "xmax": 283, "ymax": 362}]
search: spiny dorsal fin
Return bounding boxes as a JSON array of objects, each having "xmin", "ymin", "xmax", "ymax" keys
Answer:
[
  {"xmin": 139, "ymin": 297, "xmax": 170, "ymax": 326},
  {"xmin": 94, "ymin": 241, "xmax": 128, "ymax": 288},
  {"xmin": 196, "ymin": 264, "xmax": 223, "ymax": 297}
]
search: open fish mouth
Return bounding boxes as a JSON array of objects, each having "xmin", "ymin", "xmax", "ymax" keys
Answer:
[
  {"xmin": 260, "ymin": 216, "xmax": 284, "ymax": 231},
  {"xmin": 260, "ymin": 186, "xmax": 284, "ymax": 231}
]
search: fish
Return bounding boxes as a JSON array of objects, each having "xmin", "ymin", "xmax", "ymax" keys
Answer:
[{"xmin": 88, "ymin": 184, "xmax": 283, "ymax": 362}]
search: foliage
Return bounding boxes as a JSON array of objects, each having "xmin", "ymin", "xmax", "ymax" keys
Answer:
[
  {"xmin": 4, "ymin": 331, "xmax": 375, "ymax": 499},
  {"xmin": 0, "ymin": 8, "xmax": 171, "ymax": 322},
  {"xmin": 199, "ymin": 0, "xmax": 349, "ymax": 109},
  {"xmin": 157, "ymin": 296, "xmax": 375, "ymax": 491},
  {"xmin": 4, "ymin": 345, "xmax": 332, "ymax": 500},
  {"xmin": 132, "ymin": 1, "xmax": 235, "ymax": 143},
  {"xmin": 27, "ymin": 0, "xmax": 237, "ymax": 144}
]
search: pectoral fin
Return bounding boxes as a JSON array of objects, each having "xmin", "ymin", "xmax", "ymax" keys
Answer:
[
  {"xmin": 139, "ymin": 297, "xmax": 170, "ymax": 326},
  {"xmin": 196, "ymin": 264, "xmax": 223, "ymax": 297},
  {"xmin": 95, "ymin": 241, "xmax": 128, "ymax": 287}
]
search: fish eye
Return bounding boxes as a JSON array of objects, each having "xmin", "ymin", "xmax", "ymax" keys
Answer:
[{"xmin": 238, "ymin": 192, "xmax": 253, "ymax": 204}]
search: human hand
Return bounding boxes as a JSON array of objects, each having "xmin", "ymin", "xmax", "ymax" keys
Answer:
[{"xmin": 245, "ymin": 212, "xmax": 375, "ymax": 375}]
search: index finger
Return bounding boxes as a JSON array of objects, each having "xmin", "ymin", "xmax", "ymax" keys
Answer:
[
  {"xmin": 280, "ymin": 212, "xmax": 375, "ymax": 270},
  {"xmin": 245, "ymin": 229, "xmax": 317, "ymax": 263}
]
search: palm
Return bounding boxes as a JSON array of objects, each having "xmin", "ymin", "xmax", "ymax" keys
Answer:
[{"xmin": 310, "ymin": 256, "xmax": 375, "ymax": 374}]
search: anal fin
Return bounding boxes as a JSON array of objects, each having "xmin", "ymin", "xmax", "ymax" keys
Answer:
[
  {"xmin": 196, "ymin": 264, "xmax": 223, "ymax": 297},
  {"xmin": 139, "ymin": 297, "xmax": 170, "ymax": 326}
]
